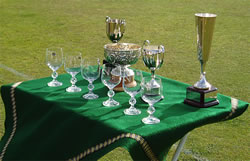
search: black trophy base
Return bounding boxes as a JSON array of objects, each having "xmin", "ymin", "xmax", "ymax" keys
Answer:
[{"xmin": 184, "ymin": 86, "xmax": 219, "ymax": 108}]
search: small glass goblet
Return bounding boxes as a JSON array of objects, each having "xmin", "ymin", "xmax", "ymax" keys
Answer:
[
  {"xmin": 81, "ymin": 58, "xmax": 100, "ymax": 99},
  {"xmin": 141, "ymin": 76, "xmax": 163, "ymax": 124},
  {"xmin": 123, "ymin": 68, "xmax": 142, "ymax": 115},
  {"xmin": 64, "ymin": 52, "xmax": 82, "ymax": 92},
  {"xmin": 46, "ymin": 47, "xmax": 63, "ymax": 87},
  {"xmin": 101, "ymin": 64, "xmax": 121, "ymax": 107}
]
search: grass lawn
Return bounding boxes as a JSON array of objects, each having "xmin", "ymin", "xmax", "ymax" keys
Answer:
[{"xmin": 0, "ymin": 0, "xmax": 249, "ymax": 160}]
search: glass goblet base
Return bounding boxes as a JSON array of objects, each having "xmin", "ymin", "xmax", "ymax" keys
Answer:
[
  {"xmin": 66, "ymin": 86, "xmax": 81, "ymax": 92},
  {"xmin": 124, "ymin": 107, "xmax": 141, "ymax": 115},
  {"xmin": 48, "ymin": 80, "xmax": 63, "ymax": 87},
  {"xmin": 142, "ymin": 116, "xmax": 160, "ymax": 124},
  {"xmin": 83, "ymin": 93, "xmax": 99, "ymax": 100},
  {"xmin": 103, "ymin": 99, "xmax": 120, "ymax": 107}
]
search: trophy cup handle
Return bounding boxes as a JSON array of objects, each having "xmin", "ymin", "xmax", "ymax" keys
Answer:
[
  {"xmin": 143, "ymin": 40, "xmax": 150, "ymax": 48},
  {"xmin": 106, "ymin": 16, "xmax": 111, "ymax": 22},
  {"xmin": 120, "ymin": 19, "xmax": 126, "ymax": 25},
  {"xmin": 158, "ymin": 45, "xmax": 165, "ymax": 53}
]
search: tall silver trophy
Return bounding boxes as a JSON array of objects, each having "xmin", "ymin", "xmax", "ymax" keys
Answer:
[
  {"xmin": 184, "ymin": 13, "xmax": 219, "ymax": 108},
  {"xmin": 104, "ymin": 17, "xmax": 141, "ymax": 91}
]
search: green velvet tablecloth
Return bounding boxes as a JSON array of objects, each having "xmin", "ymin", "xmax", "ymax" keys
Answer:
[{"xmin": 0, "ymin": 73, "xmax": 248, "ymax": 161}]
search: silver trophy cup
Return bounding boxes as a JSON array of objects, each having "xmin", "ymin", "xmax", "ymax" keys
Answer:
[{"xmin": 106, "ymin": 16, "xmax": 126, "ymax": 43}]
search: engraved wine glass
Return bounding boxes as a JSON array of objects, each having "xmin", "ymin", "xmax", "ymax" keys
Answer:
[
  {"xmin": 141, "ymin": 76, "xmax": 163, "ymax": 124},
  {"xmin": 46, "ymin": 47, "xmax": 63, "ymax": 87},
  {"xmin": 64, "ymin": 52, "xmax": 82, "ymax": 92},
  {"xmin": 123, "ymin": 68, "xmax": 142, "ymax": 115},
  {"xmin": 101, "ymin": 64, "xmax": 121, "ymax": 107},
  {"xmin": 81, "ymin": 58, "xmax": 100, "ymax": 99}
]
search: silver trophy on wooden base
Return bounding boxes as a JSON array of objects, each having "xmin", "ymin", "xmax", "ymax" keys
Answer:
[{"xmin": 184, "ymin": 13, "xmax": 219, "ymax": 108}]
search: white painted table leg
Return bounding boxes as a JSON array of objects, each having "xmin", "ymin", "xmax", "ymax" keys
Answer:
[{"xmin": 171, "ymin": 133, "xmax": 189, "ymax": 161}]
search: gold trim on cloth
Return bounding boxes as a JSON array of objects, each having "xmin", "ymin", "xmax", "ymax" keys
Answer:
[
  {"xmin": 0, "ymin": 82, "xmax": 22, "ymax": 161},
  {"xmin": 68, "ymin": 133, "xmax": 159, "ymax": 161},
  {"xmin": 223, "ymin": 97, "xmax": 238, "ymax": 120}
]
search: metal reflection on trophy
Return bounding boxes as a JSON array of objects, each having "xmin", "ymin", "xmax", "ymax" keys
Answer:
[
  {"xmin": 142, "ymin": 40, "xmax": 165, "ymax": 91},
  {"xmin": 106, "ymin": 16, "xmax": 126, "ymax": 43},
  {"xmin": 184, "ymin": 13, "xmax": 219, "ymax": 108},
  {"xmin": 194, "ymin": 13, "xmax": 216, "ymax": 89}
]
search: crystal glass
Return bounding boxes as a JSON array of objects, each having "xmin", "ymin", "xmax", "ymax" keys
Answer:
[
  {"xmin": 101, "ymin": 64, "xmax": 121, "ymax": 107},
  {"xmin": 81, "ymin": 58, "xmax": 100, "ymax": 99},
  {"xmin": 142, "ymin": 40, "xmax": 164, "ymax": 80},
  {"xmin": 141, "ymin": 76, "xmax": 163, "ymax": 124},
  {"xmin": 46, "ymin": 47, "xmax": 63, "ymax": 87},
  {"xmin": 64, "ymin": 52, "xmax": 82, "ymax": 92},
  {"xmin": 123, "ymin": 68, "xmax": 142, "ymax": 115}
]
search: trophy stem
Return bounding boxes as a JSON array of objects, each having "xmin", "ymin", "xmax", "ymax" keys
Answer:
[
  {"xmin": 120, "ymin": 66, "xmax": 126, "ymax": 78},
  {"xmin": 194, "ymin": 60, "xmax": 211, "ymax": 89},
  {"xmin": 151, "ymin": 70, "xmax": 155, "ymax": 79},
  {"xmin": 200, "ymin": 60, "xmax": 204, "ymax": 75},
  {"xmin": 194, "ymin": 69, "xmax": 211, "ymax": 90}
]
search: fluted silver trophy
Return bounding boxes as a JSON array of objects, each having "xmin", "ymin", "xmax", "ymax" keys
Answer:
[{"xmin": 184, "ymin": 13, "xmax": 219, "ymax": 108}]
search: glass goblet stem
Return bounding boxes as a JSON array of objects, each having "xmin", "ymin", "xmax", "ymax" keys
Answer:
[
  {"xmin": 52, "ymin": 71, "xmax": 58, "ymax": 81},
  {"xmin": 87, "ymin": 82, "xmax": 94, "ymax": 94},
  {"xmin": 70, "ymin": 75, "xmax": 77, "ymax": 87},
  {"xmin": 129, "ymin": 96, "xmax": 136, "ymax": 109},
  {"xmin": 107, "ymin": 89, "xmax": 115, "ymax": 100},
  {"xmin": 147, "ymin": 103, "xmax": 156, "ymax": 117}
]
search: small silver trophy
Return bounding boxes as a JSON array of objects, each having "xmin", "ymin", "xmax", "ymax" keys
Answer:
[
  {"xmin": 184, "ymin": 13, "xmax": 219, "ymax": 108},
  {"xmin": 142, "ymin": 40, "xmax": 165, "ymax": 87},
  {"xmin": 106, "ymin": 16, "xmax": 126, "ymax": 43}
]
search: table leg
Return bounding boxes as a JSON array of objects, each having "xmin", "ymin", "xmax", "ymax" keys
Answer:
[{"xmin": 171, "ymin": 133, "xmax": 189, "ymax": 161}]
